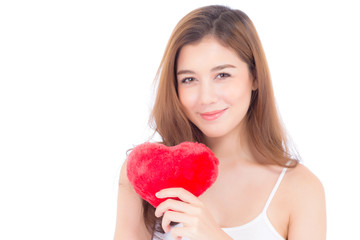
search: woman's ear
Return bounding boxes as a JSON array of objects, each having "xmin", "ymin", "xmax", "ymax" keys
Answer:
[
  {"xmin": 252, "ymin": 78, "xmax": 258, "ymax": 91},
  {"xmin": 251, "ymin": 70, "xmax": 258, "ymax": 90}
]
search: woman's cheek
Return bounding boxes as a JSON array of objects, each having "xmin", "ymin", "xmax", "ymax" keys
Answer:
[
  {"xmin": 179, "ymin": 87, "xmax": 199, "ymax": 110},
  {"xmin": 226, "ymin": 81, "xmax": 252, "ymax": 103}
]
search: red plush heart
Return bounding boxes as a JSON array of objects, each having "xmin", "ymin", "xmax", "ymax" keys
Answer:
[{"xmin": 126, "ymin": 142, "xmax": 219, "ymax": 208}]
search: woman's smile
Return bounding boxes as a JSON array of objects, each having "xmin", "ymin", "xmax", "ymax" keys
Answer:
[{"xmin": 200, "ymin": 108, "xmax": 228, "ymax": 121}]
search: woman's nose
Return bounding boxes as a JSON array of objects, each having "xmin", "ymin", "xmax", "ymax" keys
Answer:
[{"xmin": 199, "ymin": 81, "xmax": 217, "ymax": 105}]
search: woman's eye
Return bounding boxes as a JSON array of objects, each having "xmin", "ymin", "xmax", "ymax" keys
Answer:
[
  {"xmin": 216, "ymin": 73, "xmax": 230, "ymax": 79},
  {"xmin": 181, "ymin": 77, "xmax": 195, "ymax": 84}
]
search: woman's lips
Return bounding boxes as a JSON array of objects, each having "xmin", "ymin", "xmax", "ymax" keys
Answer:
[{"xmin": 200, "ymin": 108, "xmax": 227, "ymax": 121}]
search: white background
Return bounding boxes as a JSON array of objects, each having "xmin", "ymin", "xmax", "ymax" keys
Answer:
[{"xmin": 0, "ymin": 0, "xmax": 359, "ymax": 239}]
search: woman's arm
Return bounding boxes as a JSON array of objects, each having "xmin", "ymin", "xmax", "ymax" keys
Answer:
[
  {"xmin": 114, "ymin": 160, "xmax": 151, "ymax": 240},
  {"xmin": 287, "ymin": 164, "xmax": 327, "ymax": 240}
]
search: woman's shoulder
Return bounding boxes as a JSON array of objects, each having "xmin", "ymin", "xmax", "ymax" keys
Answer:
[
  {"xmin": 279, "ymin": 164, "xmax": 326, "ymax": 238},
  {"xmin": 114, "ymin": 160, "xmax": 151, "ymax": 240},
  {"xmin": 284, "ymin": 162, "xmax": 326, "ymax": 217},
  {"xmin": 285, "ymin": 162, "xmax": 324, "ymax": 193},
  {"xmin": 119, "ymin": 159, "xmax": 131, "ymax": 186}
]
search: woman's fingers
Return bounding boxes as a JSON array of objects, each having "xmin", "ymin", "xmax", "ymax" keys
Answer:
[
  {"xmin": 155, "ymin": 198, "xmax": 199, "ymax": 218},
  {"xmin": 156, "ymin": 188, "xmax": 201, "ymax": 206},
  {"xmin": 161, "ymin": 210, "xmax": 194, "ymax": 233},
  {"xmin": 155, "ymin": 187, "xmax": 212, "ymax": 238}
]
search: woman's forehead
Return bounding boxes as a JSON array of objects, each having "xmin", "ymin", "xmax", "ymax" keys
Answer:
[{"xmin": 177, "ymin": 37, "xmax": 246, "ymax": 71}]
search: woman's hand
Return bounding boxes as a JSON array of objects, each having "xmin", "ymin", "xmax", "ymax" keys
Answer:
[{"xmin": 154, "ymin": 188, "xmax": 232, "ymax": 240}]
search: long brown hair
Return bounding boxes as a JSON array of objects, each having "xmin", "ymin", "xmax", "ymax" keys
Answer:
[{"xmin": 144, "ymin": 5, "xmax": 299, "ymax": 236}]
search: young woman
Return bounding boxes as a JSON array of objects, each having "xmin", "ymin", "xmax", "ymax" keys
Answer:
[{"xmin": 114, "ymin": 5, "xmax": 326, "ymax": 240}]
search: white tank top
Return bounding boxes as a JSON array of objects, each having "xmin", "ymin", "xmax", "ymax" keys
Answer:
[{"xmin": 153, "ymin": 167, "xmax": 288, "ymax": 240}]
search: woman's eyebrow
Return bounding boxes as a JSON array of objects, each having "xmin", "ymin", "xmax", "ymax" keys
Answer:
[
  {"xmin": 211, "ymin": 64, "xmax": 236, "ymax": 72},
  {"xmin": 177, "ymin": 64, "xmax": 236, "ymax": 75}
]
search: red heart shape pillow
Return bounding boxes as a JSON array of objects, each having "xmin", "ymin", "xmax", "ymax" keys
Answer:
[{"xmin": 126, "ymin": 142, "xmax": 219, "ymax": 208}]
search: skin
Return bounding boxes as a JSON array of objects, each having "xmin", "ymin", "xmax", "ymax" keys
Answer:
[{"xmin": 114, "ymin": 36, "xmax": 326, "ymax": 240}]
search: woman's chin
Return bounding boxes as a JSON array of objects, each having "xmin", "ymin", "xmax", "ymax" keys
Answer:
[{"xmin": 201, "ymin": 129, "xmax": 227, "ymax": 139}]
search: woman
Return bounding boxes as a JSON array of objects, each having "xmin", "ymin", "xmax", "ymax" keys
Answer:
[{"xmin": 114, "ymin": 5, "xmax": 326, "ymax": 240}]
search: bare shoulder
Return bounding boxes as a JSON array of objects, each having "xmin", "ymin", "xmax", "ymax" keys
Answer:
[
  {"xmin": 114, "ymin": 160, "xmax": 151, "ymax": 240},
  {"xmin": 285, "ymin": 163, "xmax": 325, "ymax": 197},
  {"xmin": 118, "ymin": 159, "xmax": 132, "ymax": 188},
  {"xmin": 284, "ymin": 163, "xmax": 327, "ymax": 239}
]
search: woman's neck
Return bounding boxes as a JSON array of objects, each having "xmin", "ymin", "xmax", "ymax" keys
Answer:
[{"xmin": 204, "ymin": 128, "xmax": 256, "ymax": 166}]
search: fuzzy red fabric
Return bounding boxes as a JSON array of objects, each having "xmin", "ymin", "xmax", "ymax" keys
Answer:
[{"xmin": 126, "ymin": 142, "xmax": 219, "ymax": 208}]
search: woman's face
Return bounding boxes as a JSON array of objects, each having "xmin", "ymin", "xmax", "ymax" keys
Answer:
[{"xmin": 177, "ymin": 36, "xmax": 255, "ymax": 139}]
